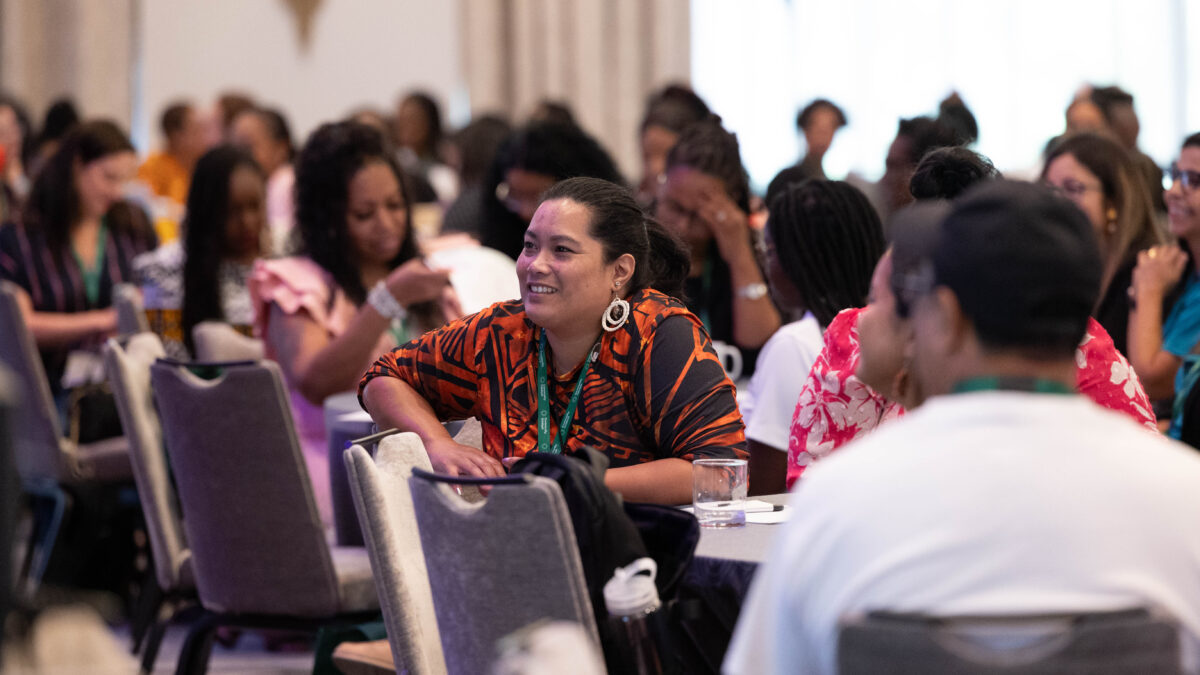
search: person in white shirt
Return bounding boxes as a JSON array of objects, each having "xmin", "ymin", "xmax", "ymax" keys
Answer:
[
  {"xmin": 726, "ymin": 180, "xmax": 1200, "ymax": 675},
  {"xmin": 742, "ymin": 179, "xmax": 885, "ymax": 494}
]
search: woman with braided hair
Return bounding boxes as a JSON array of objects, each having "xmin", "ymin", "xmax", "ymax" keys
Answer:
[
  {"xmin": 656, "ymin": 118, "xmax": 781, "ymax": 379},
  {"xmin": 742, "ymin": 180, "xmax": 885, "ymax": 494}
]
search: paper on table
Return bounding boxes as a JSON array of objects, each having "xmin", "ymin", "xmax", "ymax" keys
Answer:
[
  {"xmin": 746, "ymin": 507, "xmax": 791, "ymax": 525},
  {"xmin": 679, "ymin": 499, "xmax": 782, "ymax": 514}
]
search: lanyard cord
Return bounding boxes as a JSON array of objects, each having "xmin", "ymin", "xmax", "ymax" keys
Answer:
[{"xmin": 536, "ymin": 329, "xmax": 600, "ymax": 454}]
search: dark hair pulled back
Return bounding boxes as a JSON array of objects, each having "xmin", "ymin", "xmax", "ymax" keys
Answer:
[{"xmin": 541, "ymin": 177, "xmax": 689, "ymax": 300}]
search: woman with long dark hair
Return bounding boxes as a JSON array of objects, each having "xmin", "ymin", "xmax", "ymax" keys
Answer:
[
  {"xmin": 1042, "ymin": 132, "xmax": 1164, "ymax": 354},
  {"xmin": 0, "ymin": 120, "xmax": 155, "ymax": 396},
  {"xmin": 136, "ymin": 145, "xmax": 266, "ymax": 359},
  {"xmin": 250, "ymin": 120, "xmax": 458, "ymax": 523}
]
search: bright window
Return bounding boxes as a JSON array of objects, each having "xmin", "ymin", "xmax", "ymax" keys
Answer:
[{"xmin": 691, "ymin": 0, "xmax": 1200, "ymax": 190}]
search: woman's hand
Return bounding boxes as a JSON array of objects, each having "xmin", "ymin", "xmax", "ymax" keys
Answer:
[
  {"xmin": 439, "ymin": 285, "xmax": 464, "ymax": 323},
  {"xmin": 425, "ymin": 437, "xmax": 505, "ymax": 478},
  {"xmin": 384, "ymin": 259, "xmax": 453, "ymax": 307},
  {"xmin": 696, "ymin": 187, "xmax": 753, "ymax": 265},
  {"xmin": 1132, "ymin": 245, "xmax": 1187, "ymax": 301}
]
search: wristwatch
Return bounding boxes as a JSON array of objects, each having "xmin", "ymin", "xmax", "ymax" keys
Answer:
[{"xmin": 736, "ymin": 282, "xmax": 769, "ymax": 300}]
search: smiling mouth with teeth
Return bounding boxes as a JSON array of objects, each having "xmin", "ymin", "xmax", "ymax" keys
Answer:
[{"xmin": 529, "ymin": 285, "xmax": 558, "ymax": 294}]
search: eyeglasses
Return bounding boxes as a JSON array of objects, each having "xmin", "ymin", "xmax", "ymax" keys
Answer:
[
  {"xmin": 889, "ymin": 261, "xmax": 936, "ymax": 319},
  {"xmin": 1043, "ymin": 179, "xmax": 1103, "ymax": 200},
  {"xmin": 1167, "ymin": 164, "xmax": 1200, "ymax": 192},
  {"xmin": 495, "ymin": 182, "xmax": 543, "ymax": 217}
]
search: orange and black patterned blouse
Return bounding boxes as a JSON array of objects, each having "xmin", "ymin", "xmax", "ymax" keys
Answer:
[{"xmin": 359, "ymin": 288, "xmax": 747, "ymax": 466}]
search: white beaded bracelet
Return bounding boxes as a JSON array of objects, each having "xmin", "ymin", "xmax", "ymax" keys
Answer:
[{"xmin": 368, "ymin": 280, "xmax": 408, "ymax": 321}]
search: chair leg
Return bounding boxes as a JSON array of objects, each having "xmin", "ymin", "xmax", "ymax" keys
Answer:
[
  {"xmin": 175, "ymin": 611, "xmax": 220, "ymax": 675},
  {"xmin": 19, "ymin": 483, "xmax": 71, "ymax": 599},
  {"xmin": 131, "ymin": 572, "xmax": 164, "ymax": 653},
  {"xmin": 140, "ymin": 616, "xmax": 169, "ymax": 675}
]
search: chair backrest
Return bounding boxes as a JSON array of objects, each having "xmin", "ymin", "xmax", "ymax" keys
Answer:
[
  {"xmin": 112, "ymin": 283, "xmax": 150, "ymax": 336},
  {"xmin": 837, "ymin": 608, "xmax": 1182, "ymax": 674},
  {"xmin": 103, "ymin": 334, "xmax": 190, "ymax": 593},
  {"xmin": 344, "ymin": 434, "xmax": 447, "ymax": 675},
  {"xmin": 408, "ymin": 471, "xmax": 597, "ymax": 674},
  {"xmin": 191, "ymin": 321, "xmax": 264, "ymax": 362},
  {"xmin": 0, "ymin": 281, "xmax": 66, "ymax": 483},
  {"xmin": 0, "ymin": 365, "xmax": 19, "ymax": 642},
  {"xmin": 150, "ymin": 359, "xmax": 341, "ymax": 617}
]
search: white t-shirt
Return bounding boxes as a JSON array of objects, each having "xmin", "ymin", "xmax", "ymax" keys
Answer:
[
  {"xmin": 725, "ymin": 391, "xmax": 1200, "ymax": 675},
  {"xmin": 740, "ymin": 313, "xmax": 823, "ymax": 450}
]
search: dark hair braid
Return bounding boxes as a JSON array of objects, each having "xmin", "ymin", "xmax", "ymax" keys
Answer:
[{"xmin": 766, "ymin": 180, "xmax": 885, "ymax": 326}]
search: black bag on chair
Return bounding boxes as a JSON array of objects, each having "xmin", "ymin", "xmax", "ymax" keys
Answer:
[
  {"xmin": 511, "ymin": 448, "xmax": 700, "ymax": 674},
  {"xmin": 67, "ymin": 382, "xmax": 123, "ymax": 444}
]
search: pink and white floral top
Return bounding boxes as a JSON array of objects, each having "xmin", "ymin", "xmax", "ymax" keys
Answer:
[{"xmin": 786, "ymin": 307, "xmax": 1158, "ymax": 489}]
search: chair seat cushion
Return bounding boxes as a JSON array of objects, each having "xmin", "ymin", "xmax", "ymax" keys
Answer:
[{"xmin": 330, "ymin": 546, "xmax": 380, "ymax": 613}]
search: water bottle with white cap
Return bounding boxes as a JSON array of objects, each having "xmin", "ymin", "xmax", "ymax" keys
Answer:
[{"xmin": 603, "ymin": 557, "xmax": 664, "ymax": 675}]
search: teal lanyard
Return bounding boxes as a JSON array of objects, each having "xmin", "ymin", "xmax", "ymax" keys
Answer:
[
  {"xmin": 71, "ymin": 221, "xmax": 108, "ymax": 306},
  {"xmin": 952, "ymin": 376, "xmax": 1074, "ymax": 395},
  {"xmin": 536, "ymin": 330, "xmax": 598, "ymax": 454}
]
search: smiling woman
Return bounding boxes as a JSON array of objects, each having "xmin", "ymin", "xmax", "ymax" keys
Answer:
[{"xmin": 360, "ymin": 177, "xmax": 748, "ymax": 505}]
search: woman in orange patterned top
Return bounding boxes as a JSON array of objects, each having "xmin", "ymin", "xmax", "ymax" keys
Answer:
[{"xmin": 360, "ymin": 177, "xmax": 747, "ymax": 504}]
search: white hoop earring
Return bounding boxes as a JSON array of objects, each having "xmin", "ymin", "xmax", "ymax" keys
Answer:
[{"xmin": 602, "ymin": 296, "xmax": 630, "ymax": 332}]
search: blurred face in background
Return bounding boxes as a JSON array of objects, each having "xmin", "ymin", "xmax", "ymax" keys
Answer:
[
  {"xmin": 881, "ymin": 134, "xmax": 916, "ymax": 215},
  {"xmin": 171, "ymin": 107, "xmax": 214, "ymax": 166},
  {"xmin": 639, "ymin": 124, "xmax": 679, "ymax": 196},
  {"xmin": 224, "ymin": 164, "xmax": 267, "ymax": 263},
  {"xmin": 1167, "ymin": 146, "xmax": 1200, "ymax": 241},
  {"xmin": 75, "ymin": 150, "xmax": 138, "ymax": 220},
  {"xmin": 498, "ymin": 168, "xmax": 557, "ymax": 224},
  {"xmin": 346, "ymin": 160, "xmax": 407, "ymax": 268},
  {"xmin": 395, "ymin": 97, "xmax": 433, "ymax": 156},
  {"xmin": 655, "ymin": 165, "xmax": 725, "ymax": 255},
  {"xmin": 1043, "ymin": 152, "xmax": 1109, "ymax": 242},
  {"xmin": 0, "ymin": 105, "xmax": 22, "ymax": 164},
  {"xmin": 803, "ymin": 105, "xmax": 840, "ymax": 158},
  {"xmin": 231, "ymin": 111, "xmax": 288, "ymax": 176},
  {"xmin": 1066, "ymin": 99, "xmax": 1106, "ymax": 135}
]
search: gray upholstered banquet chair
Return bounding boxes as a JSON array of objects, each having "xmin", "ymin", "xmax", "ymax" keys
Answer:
[
  {"xmin": 190, "ymin": 321, "xmax": 264, "ymax": 362},
  {"xmin": 0, "ymin": 280, "xmax": 130, "ymax": 596},
  {"xmin": 103, "ymin": 333, "xmax": 194, "ymax": 671},
  {"xmin": 837, "ymin": 608, "xmax": 1182, "ymax": 674},
  {"xmin": 113, "ymin": 282, "xmax": 150, "ymax": 336},
  {"xmin": 0, "ymin": 364, "xmax": 18, "ymax": 643},
  {"xmin": 408, "ymin": 469, "xmax": 598, "ymax": 674},
  {"xmin": 151, "ymin": 358, "xmax": 378, "ymax": 675},
  {"xmin": 344, "ymin": 432, "xmax": 448, "ymax": 675}
]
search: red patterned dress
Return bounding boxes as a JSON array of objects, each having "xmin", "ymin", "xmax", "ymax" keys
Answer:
[
  {"xmin": 787, "ymin": 307, "xmax": 1158, "ymax": 489},
  {"xmin": 361, "ymin": 288, "xmax": 748, "ymax": 466}
]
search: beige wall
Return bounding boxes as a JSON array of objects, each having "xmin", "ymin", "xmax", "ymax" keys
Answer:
[
  {"xmin": 136, "ymin": 0, "xmax": 462, "ymax": 152},
  {"xmin": 462, "ymin": 0, "xmax": 691, "ymax": 179},
  {"xmin": 1, "ymin": 0, "xmax": 136, "ymax": 124},
  {"xmin": 1, "ymin": 0, "xmax": 692, "ymax": 179}
]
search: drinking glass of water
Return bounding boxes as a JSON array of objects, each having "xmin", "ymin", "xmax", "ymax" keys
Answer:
[{"xmin": 692, "ymin": 458, "xmax": 748, "ymax": 527}]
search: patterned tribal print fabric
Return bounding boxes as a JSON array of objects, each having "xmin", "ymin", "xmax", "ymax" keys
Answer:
[{"xmin": 361, "ymin": 288, "xmax": 748, "ymax": 467}]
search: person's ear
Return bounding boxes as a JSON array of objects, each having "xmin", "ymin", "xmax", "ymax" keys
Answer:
[
  {"xmin": 612, "ymin": 253, "xmax": 636, "ymax": 292},
  {"xmin": 932, "ymin": 286, "xmax": 971, "ymax": 356}
]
